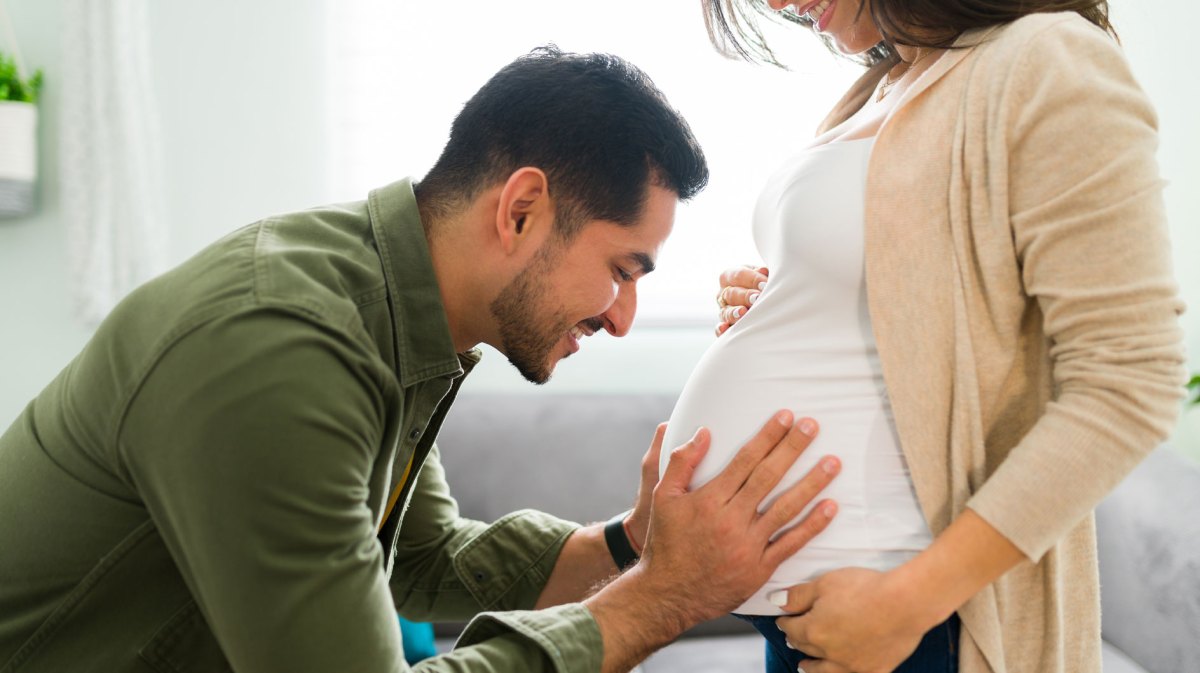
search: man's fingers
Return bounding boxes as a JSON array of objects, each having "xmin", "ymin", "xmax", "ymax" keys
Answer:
[
  {"xmin": 701, "ymin": 411, "xmax": 794, "ymax": 497},
  {"xmin": 764, "ymin": 499, "xmax": 838, "ymax": 568},
  {"xmin": 657, "ymin": 427, "xmax": 711, "ymax": 497},
  {"xmin": 766, "ymin": 498, "xmax": 840, "ymax": 557},
  {"xmin": 729, "ymin": 417, "xmax": 820, "ymax": 510},
  {"xmin": 755, "ymin": 454, "xmax": 840, "ymax": 534},
  {"xmin": 643, "ymin": 423, "xmax": 668, "ymax": 480}
]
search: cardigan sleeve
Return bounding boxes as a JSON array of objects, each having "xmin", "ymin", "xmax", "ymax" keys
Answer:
[{"xmin": 964, "ymin": 16, "xmax": 1187, "ymax": 561}]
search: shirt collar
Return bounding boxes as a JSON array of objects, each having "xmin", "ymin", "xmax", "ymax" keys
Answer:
[{"xmin": 367, "ymin": 178, "xmax": 480, "ymax": 386}]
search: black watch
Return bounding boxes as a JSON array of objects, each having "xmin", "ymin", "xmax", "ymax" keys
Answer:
[{"xmin": 604, "ymin": 511, "xmax": 640, "ymax": 570}]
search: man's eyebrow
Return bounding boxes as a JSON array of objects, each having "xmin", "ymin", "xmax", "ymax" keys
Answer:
[{"xmin": 628, "ymin": 252, "xmax": 655, "ymax": 275}]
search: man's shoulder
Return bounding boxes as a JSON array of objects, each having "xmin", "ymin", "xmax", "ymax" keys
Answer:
[
  {"xmin": 88, "ymin": 199, "xmax": 392, "ymax": 409},
  {"xmin": 250, "ymin": 198, "xmax": 387, "ymax": 320}
]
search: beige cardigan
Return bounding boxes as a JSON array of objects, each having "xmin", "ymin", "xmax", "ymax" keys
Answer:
[{"xmin": 825, "ymin": 12, "xmax": 1187, "ymax": 673}]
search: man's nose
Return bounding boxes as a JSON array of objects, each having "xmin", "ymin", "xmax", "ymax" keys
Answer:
[
  {"xmin": 765, "ymin": 0, "xmax": 792, "ymax": 11},
  {"xmin": 601, "ymin": 283, "xmax": 637, "ymax": 338}
]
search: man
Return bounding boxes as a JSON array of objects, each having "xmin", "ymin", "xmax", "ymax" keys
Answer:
[{"xmin": 0, "ymin": 47, "xmax": 838, "ymax": 672}]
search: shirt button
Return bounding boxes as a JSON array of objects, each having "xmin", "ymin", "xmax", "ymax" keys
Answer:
[
  {"xmin": 473, "ymin": 570, "xmax": 488, "ymax": 582},
  {"xmin": 409, "ymin": 428, "xmax": 421, "ymax": 441}
]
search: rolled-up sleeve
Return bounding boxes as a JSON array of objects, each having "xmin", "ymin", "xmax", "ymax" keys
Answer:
[
  {"xmin": 390, "ymin": 443, "xmax": 580, "ymax": 618},
  {"xmin": 389, "ymin": 443, "xmax": 603, "ymax": 672}
]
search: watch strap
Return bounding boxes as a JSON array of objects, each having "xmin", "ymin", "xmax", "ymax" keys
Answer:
[{"xmin": 604, "ymin": 511, "xmax": 640, "ymax": 570}]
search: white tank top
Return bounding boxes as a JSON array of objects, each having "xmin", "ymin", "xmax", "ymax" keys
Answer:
[{"xmin": 660, "ymin": 138, "xmax": 933, "ymax": 615}]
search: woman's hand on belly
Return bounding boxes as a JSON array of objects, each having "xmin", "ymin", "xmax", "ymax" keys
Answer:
[
  {"xmin": 770, "ymin": 568, "xmax": 928, "ymax": 673},
  {"xmin": 636, "ymin": 410, "xmax": 841, "ymax": 625},
  {"xmin": 715, "ymin": 264, "xmax": 768, "ymax": 336}
]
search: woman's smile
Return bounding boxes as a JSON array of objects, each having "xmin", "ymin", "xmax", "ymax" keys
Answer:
[{"xmin": 803, "ymin": 0, "xmax": 837, "ymax": 32}]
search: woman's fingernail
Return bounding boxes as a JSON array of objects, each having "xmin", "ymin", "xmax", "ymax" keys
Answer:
[
  {"xmin": 822, "ymin": 502, "xmax": 838, "ymax": 517},
  {"xmin": 733, "ymin": 307, "xmax": 744, "ymax": 318},
  {"xmin": 749, "ymin": 292, "xmax": 759, "ymax": 304},
  {"xmin": 798, "ymin": 418, "xmax": 816, "ymax": 436},
  {"xmin": 757, "ymin": 281, "xmax": 767, "ymax": 291},
  {"xmin": 768, "ymin": 590, "xmax": 789, "ymax": 606},
  {"xmin": 822, "ymin": 457, "xmax": 839, "ymax": 474},
  {"xmin": 776, "ymin": 410, "xmax": 793, "ymax": 426}
]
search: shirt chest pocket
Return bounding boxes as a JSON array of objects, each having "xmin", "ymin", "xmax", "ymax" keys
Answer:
[{"xmin": 139, "ymin": 602, "xmax": 233, "ymax": 673}]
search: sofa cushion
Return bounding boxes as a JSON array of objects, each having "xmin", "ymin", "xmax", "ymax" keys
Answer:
[
  {"xmin": 435, "ymin": 393, "xmax": 677, "ymax": 529},
  {"xmin": 1095, "ymin": 445, "xmax": 1200, "ymax": 673},
  {"xmin": 1102, "ymin": 641, "xmax": 1150, "ymax": 673}
]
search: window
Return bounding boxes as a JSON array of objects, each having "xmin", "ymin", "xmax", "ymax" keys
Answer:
[{"xmin": 327, "ymin": 1, "xmax": 861, "ymax": 325}]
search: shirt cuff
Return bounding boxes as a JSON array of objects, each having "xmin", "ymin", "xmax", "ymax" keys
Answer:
[
  {"xmin": 452, "ymin": 509, "xmax": 579, "ymax": 611},
  {"xmin": 457, "ymin": 603, "xmax": 604, "ymax": 673}
]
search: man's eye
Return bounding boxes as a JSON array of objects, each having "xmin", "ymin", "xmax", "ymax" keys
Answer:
[{"xmin": 616, "ymin": 268, "xmax": 633, "ymax": 282}]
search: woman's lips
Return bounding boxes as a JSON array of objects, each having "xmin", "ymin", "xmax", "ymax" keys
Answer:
[{"xmin": 802, "ymin": 0, "xmax": 836, "ymax": 32}]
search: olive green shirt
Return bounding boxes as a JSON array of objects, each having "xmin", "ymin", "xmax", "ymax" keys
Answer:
[{"xmin": 0, "ymin": 179, "xmax": 604, "ymax": 672}]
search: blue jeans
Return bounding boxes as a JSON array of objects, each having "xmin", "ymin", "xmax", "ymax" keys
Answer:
[{"xmin": 733, "ymin": 613, "xmax": 960, "ymax": 673}]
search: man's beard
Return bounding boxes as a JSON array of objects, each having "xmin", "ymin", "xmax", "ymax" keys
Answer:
[{"xmin": 489, "ymin": 245, "xmax": 570, "ymax": 385}]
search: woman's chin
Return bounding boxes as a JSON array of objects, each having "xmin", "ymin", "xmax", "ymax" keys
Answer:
[{"xmin": 830, "ymin": 27, "xmax": 885, "ymax": 57}]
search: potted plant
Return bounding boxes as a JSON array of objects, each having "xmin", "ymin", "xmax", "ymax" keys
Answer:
[{"xmin": 0, "ymin": 50, "xmax": 42, "ymax": 219}]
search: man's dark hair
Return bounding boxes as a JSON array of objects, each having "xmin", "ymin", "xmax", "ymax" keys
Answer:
[{"xmin": 415, "ymin": 46, "xmax": 709, "ymax": 240}]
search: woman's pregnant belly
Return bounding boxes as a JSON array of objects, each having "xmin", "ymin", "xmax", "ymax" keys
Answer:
[{"xmin": 659, "ymin": 313, "xmax": 932, "ymax": 615}]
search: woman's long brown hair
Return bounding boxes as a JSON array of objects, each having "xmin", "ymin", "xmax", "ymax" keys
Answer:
[{"xmin": 702, "ymin": 0, "xmax": 1114, "ymax": 66}]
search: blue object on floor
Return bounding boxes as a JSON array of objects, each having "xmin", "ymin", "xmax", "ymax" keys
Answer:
[{"xmin": 398, "ymin": 616, "xmax": 438, "ymax": 663}]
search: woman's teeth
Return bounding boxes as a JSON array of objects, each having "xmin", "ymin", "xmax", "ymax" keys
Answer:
[{"xmin": 805, "ymin": 0, "xmax": 833, "ymax": 24}]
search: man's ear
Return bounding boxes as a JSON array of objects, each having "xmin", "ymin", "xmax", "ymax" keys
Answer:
[{"xmin": 495, "ymin": 167, "xmax": 550, "ymax": 254}]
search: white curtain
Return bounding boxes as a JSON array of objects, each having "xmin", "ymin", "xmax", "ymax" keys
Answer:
[{"xmin": 60, "ymin": 0, "xmax": 164, "ymax": 325}]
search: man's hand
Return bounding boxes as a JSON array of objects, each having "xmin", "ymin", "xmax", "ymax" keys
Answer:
[
  {"xmin": 641, "ymin": 411, "xmax": 839, "ymax": 623},
  {"xmin": 771, "ymin": 569, "xmax": 931, "ymax": 673},
  {"xmin": 622, "ymin": 423, "xmax": 667, "ymax": 552},
  {"xmin": 584, "ymin": 410, "xmax": 840, "ymax": 672}
]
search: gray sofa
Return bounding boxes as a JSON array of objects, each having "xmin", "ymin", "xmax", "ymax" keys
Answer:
[{"xmin": 430, "ymin": 393, "xmax": 1200, "ymax": 673}]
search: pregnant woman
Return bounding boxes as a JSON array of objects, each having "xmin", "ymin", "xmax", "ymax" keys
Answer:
[{"xmin": 661, "ymin": 1, "xmax": 1186, "ymax": 672}]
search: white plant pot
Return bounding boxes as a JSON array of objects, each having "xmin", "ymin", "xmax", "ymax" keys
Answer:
[{"xmin": 0, "ymin": 100, "xmax": 38, "ymax": 218}]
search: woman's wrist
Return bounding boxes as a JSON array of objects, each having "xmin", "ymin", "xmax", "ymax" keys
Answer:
[
  {"xmin": 890, "ymin": 508, "xmax": 1027, "ymax": 629},
  {"xmin": 885, "ymin": 557, "xmax": 962, "ymax": 631}
]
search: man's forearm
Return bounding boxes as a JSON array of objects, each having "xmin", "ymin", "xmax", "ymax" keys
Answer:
[
  {"xmin": 534, "ymin": 523, "xmax": 619, "ymax": 609},
  {"xmin": 583, "ymin": 564, "xmax": 696, "ymax": 673},
  {"xmin": 534, "ymin": 523, "xmax": 693, "ymax": 673}
]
